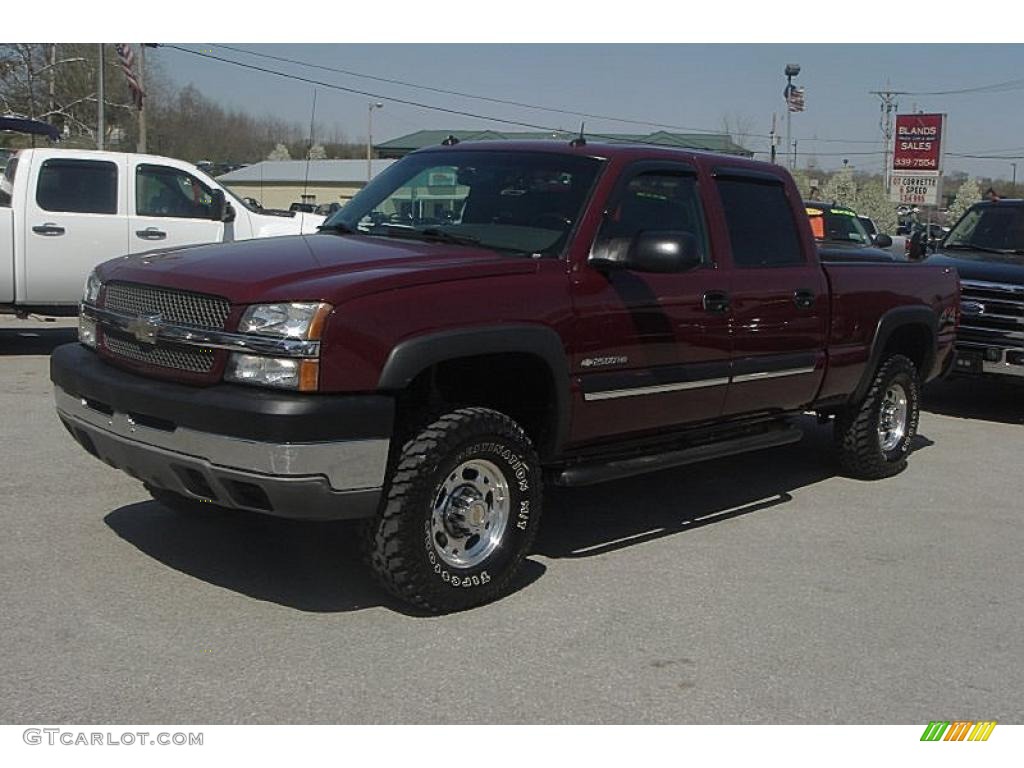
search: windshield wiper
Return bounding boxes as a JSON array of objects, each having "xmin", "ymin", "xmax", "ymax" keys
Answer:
[
  {"xmin": 373, "ymin": 224, "xmax": 481, "ymax": 246},
  {"xmin": 943, "ymin": 242, "xmax": 1020, "ymax": 254}
]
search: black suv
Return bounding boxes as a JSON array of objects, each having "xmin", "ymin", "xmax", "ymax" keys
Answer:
[{"xmin": 925, "ymin": 199, "xmax": 1024, "ymax": 379}]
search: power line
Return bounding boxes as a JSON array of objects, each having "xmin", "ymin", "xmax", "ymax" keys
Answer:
[{"xmin": 206, "ymin": 44, "xmax": 888, "ymax": 147}]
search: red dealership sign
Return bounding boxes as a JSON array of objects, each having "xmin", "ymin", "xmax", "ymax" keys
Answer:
[{"xmin": 892, "ymin": 113, "xmax": 946, "ymax": 173}]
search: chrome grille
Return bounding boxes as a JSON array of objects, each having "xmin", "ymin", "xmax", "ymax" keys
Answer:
[
  {"xmin": 103, "ymin": 282, "xmax": 230, "ymax": 329},
  {"xmin": 959, "ymin": 280, "xmax": 1024, "ymax": 347},
  {"xmin": 103, "ymin": 330, "xmax": 215, "ymax": 373}
]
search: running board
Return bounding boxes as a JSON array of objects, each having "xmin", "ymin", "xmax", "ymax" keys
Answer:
[{"xmin": 553, "ymin": 425, "xmax": 804, "ymax": 487}]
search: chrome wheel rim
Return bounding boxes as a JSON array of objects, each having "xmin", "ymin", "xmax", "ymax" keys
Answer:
[
  {"xmin": 431, "ymin": 458, "xmax": 510, "ymax": 569},
  {"xmin": 878, "ymin": 383, "xmax": 909, "ymax": 452}
]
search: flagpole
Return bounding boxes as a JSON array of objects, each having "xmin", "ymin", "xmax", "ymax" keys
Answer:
[{"xmin": 137, "ymin": 43, "xmax": 147, "ymax": 153}]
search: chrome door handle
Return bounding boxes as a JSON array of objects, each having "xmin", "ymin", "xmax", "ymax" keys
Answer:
[
  {"xmin": 32, "ymin": 223, "xmax": 65, "ymax": 236},
  {"xmin": 136, "ymin": 228, "xmax": 167, "ymax": 240}
]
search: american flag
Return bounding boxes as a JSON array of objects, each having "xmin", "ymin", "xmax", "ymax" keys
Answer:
[
  {"xmin": 785, "ymin": 84, "xmax": 805, "ymax": 113},
  {"xmin": 115, "ymin": 44, "xmax": 145, "ymax": 110}
]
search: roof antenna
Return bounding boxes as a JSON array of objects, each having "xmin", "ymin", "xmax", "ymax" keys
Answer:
[
  {"xmin": 442, "ymin": 134, "xmax": 460, "ymax": 146},
  {"xmin": 570, "ymin": 122, "xmax": 586, "ymax": 147}
]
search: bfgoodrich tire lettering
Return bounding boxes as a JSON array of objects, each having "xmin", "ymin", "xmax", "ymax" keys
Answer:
[
  {"xmin": 367, "ymin": 407, "xmax": 543, "ymax": 613},
  {"xmin": 835, "ymin": 354, "xmax": 921, "ymax": 479}
]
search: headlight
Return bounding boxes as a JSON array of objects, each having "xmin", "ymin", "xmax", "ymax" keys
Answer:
[
  {"xmin": 83, "ymin": 270, "xmax": 102, "ymax": 304},
  {"xmin": 224, "ymin": 354, "xmax": 319, "ymax": 391},
  {"xmin": 238, "ymin": 302, "xmax": 331, "ymax": 339},
  {"xmin": 78, "ymin": 315, "xmax": 97, "ymax": 349}
]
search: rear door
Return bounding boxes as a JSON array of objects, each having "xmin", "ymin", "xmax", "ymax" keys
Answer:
[
  {"xmin": 128, "ymin": 161, "xmax": 224, "ymax": 253},
  {"xmin": 569, "ymin": 161, "xmax": 732, "ymax": 444},
  {"xmin": 712, "ymin": 168, "xmax": 828, "ymax": 415},
  {"xmin": 21, "ymin": 155, "xmax": 128, "ymax": 305}
]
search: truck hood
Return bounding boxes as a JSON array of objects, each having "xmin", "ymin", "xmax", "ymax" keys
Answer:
[
  {"xmin": 925, "ymin": 249, "xmax": 1024, "ymax": 284},
  {"xmin": 95, "ymin": 232, "xmax": 539, "ymax": 305},
  {"xmin": 251, "ymin": 210, "xmax": 325, "ymax": 237}
]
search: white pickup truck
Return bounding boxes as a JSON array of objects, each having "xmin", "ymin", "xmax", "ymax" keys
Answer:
[{"xmin": 0, "ymin": 148, "xmax": 324, "ymax": 316}]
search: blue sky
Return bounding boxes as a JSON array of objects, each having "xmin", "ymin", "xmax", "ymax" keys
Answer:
[{"xmin": 154, "ymin": 44, "xmax": 1024, "ymax": 179}]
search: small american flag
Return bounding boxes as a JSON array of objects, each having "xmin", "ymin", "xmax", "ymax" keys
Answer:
[
  {"xmin": 785, "ymin": 84, "xmax": 805, "ymax": 113},
  {"xmin": 115, "ymin": 44, "xmax": 145, "ymax": 110}
]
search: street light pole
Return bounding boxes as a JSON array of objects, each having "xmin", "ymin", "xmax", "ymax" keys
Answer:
[
  {"xmin": 784, "ymin": 64, "xmax": 801, "ymax": 170},
  {"xmin": 1012, "ymin": 162, "xmax": 1017, "ymax": 192},
  {"xmin": 367, "ymin": 102, "xmax": 383, "ymax": 183}
]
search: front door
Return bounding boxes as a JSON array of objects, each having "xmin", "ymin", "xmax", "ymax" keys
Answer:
[
  {"xmin": 128, "ymin": 162, "xmax": 224, "ymax": 254},
  {"xmin": 570, "ymin": 163, "xmax": 732, "ymax": 446},
  {"xmin": 22, "ymin": 155, "xmax": 128, "ymax": 305}
]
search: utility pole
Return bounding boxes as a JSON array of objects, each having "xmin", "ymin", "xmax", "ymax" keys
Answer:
[
  {"xmin": 870, "ymin": 87, "xmax": 905, "ymax": 195},
  {"xmin": 96, "ymin": 44, "xmax": 105, "ymax": 150},
  {"xmin": 770, "ymin": 113, "xmax": 778, "ymax": 165},
  {"xmin": 1012, "ymin": 162, "xmax": 1017, "ymax": 192},
  {"xmin": 137, "ymin": 44, "xmax": 147, "ymax": 153}
]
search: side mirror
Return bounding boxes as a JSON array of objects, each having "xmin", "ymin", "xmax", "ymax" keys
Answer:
[
  {"xmin": 223, "ymin": 202, "xmax": 236, "ymax": 223},
  {"xmin": 209, "ymin": 189, "xmax": 226, "ymax": 221},
  {"xmin": 590, "ymin": 231, "xmax": 703, "ymax": 274},
  {"xmin": 873, "ymin": 233, "xmax": 893, "ymax": 248}
]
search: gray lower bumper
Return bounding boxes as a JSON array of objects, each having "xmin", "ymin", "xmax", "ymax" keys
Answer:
[{"xmin": 55, "ymin": 386, "xmax": 388, "ymax": 520}]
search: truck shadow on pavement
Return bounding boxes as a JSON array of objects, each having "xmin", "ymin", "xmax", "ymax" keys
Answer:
[
  {"xmin": 923, "ymin": 377, "xmax": 1024, "ymax": 425},
  {"xmin": 0, "ymin": 326, "xmax": 77, "ymax": 356},
  {"xmin": 103, "ymin": 417, "xmax": 932, "ymax": 614},
  {"xmin": 533, "ymin": 417, "xmax": 934, "ymax": 560}
]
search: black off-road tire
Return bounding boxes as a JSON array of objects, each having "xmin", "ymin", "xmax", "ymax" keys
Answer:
[
  {"xmin": 144, "ymin": 483, "xmax": 234, "ymax": 517},
  {"xmin": 834, "ymin": 354, "xmax": 921, "ymax": 479},
  {"xmin": 367, "ymin": 407, "xmax": 543, "ymax": 613}
]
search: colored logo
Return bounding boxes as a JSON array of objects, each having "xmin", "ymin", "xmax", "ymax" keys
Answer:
[{"xmin": 920, "ymin": 721, "xmax": 997, "ymax": 742}]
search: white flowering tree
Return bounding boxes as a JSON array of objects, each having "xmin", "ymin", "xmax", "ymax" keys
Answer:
[
  {"xmin": 947, "ymin": 178, "xmax": 981, "ymax": 227},
  {"xmin": 854, "ymin": 180, "xmax": 898, "ymax": 234},
  {"xmin": 266, "ymin": 143, "xmax": 291, "ymax": 161},
  {"xmin": 820, "ymin": 166, "xmax": 857, "ymax": 208},
  {"xmin": 308, "ymin": 143, "xmax": 327, "ymax": 160}
]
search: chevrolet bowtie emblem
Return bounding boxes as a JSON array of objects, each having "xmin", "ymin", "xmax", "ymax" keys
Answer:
[{"xmin": 126, "ymin": 313, "xmax": 163, "ymax": 345}]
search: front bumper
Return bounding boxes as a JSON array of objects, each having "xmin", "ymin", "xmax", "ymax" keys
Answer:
[
  {"xmin": 51, "ymin": 343, "xmax": 393, "ymax": 520},
  {"xmin": 953, "ymin": 343, "xmax": 1024, "ymax": 379}
]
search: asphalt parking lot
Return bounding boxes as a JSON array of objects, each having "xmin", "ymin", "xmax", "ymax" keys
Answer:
[{"xmin": 1, "ymin": 316, "xmax": 1022, "ymax": 724}]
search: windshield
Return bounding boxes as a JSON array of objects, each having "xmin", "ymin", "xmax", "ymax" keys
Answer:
[
  {"xmin": 326, "ymin": 150, "xmax": 603, "ymax": 257},
  {"xmin": 945, "ymin": 205, "xmax": 1024, "ymax": 252},
  {"xmin": 806, "ymin": 207, "xmax": 871, "ymax": 244}
]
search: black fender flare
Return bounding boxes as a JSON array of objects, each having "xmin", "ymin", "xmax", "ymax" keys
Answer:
[
  {"xmin": 851, "ymin": 306, "xmax": 938, "ymax": 403},
  {"xmin": 378, "ymin": 324, "xmax": 570, "ymax": 459}
]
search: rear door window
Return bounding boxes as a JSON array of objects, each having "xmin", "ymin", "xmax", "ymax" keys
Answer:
[
  {"xmin": 35, "ymin": 159, "xmax": 118, "ymax": 214},
  {"xmin": 716, "ymin": 178, "xmax": 804, "ymax": 267}
]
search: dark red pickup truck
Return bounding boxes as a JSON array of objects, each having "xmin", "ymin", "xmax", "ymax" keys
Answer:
[{"xmin": 51, "ymin": 140, "xmax": 959, "ymax": 612}]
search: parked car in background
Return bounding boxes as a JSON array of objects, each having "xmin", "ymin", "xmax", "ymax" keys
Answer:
[
  {"xmin": 52, "ymin": 140, "xmax": 958, "ymax": 612},
  {"xmin": 289, "ymin": 202, "xmax": 317, "ymax": 213},
  {"xmin": 925, "ymin": 199, "xmax": 1024, "ymax": 379},
  {"xmin": 0, "ymin": 148, "xmax": 325, "ymax": 316},
  {"xmin": 804, "ymin": 201, "xmax": 895, "ymax": 262},
  {"xmin": 315, "ymin": 202, "xmax": 342, "ymax": 217},
  {"xmin": 858, "ymin": 215, "xmax": 878, "ymax": 239}
]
